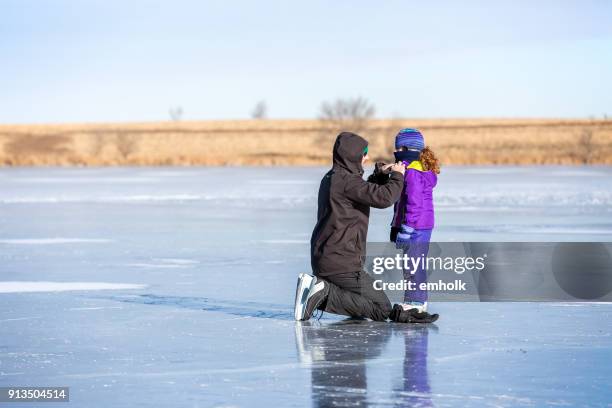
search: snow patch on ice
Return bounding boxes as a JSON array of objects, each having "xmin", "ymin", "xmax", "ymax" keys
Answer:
[
  {"xmin": 436, "ymin": 190, "xmax": 612, "ymax": 208},
  {"xmin": 549, "ymin": 302, "xmax": 612, "ymax": 307},
  {"xmin": 0, "ymin": 316, "xmax": 42, "ymax": 322},
  {"xmin": 249, "ymin": 179, "xmax": 316, "ymax": 185},
  {"xmin": 11, "ymin": 177, "xmax": 159, "ymax": 184},
  {"xmin": 0, "ymin": 238, "xmax": 111, "ymax": 245},
  {"xmin": 518, "ymin": 227, "xmax": 612, "ymax": 235},
  {"xmin": 127, "ymin": 258, "xmax": 200, "ymax": 269},
  {"xmin": 0, "ymin": 194, "xmax": 203, "ymax": 204},
  {"xmin": 457, "ymin": 167, "xmax": 535, "ymax": 175},
  {"xmin": 153, "ymin": 258, "xmax": 200, "ymax": 265},
  {"xmin": 257, "ymin": 239, "xmax": 308, "ymax": 244},
  {"xmin": 127, "ymin": 263, "xmax": 191, "ymax": 269},
  {"xmin": 0, "ymin": 193, "xmax": 315, "ymax": 206},
  {"xmin": 0, "ymin": 282, "xmax": 146, "ymax": 293}
]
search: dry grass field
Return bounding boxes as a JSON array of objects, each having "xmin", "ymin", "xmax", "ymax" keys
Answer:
[{"xmin": 0, "ymin": 118, "xmax": 611, "ymax": 166}]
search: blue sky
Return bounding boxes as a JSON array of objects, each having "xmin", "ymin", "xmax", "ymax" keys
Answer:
[{"xmin": 1, "ymin": 0, "xmax": 611, "ymax": 123}]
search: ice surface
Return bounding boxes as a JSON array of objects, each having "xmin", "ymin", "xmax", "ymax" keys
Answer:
[
  {"xmin": 0, "ymin": 238, "xmax": 112, "ymax": 244},
  {"xmin": 1, "ymin": 166, "xmax": 611, "ymax": 407},
  {"xmin": 0, "ymin": 281, "xmax": 146, "ymax": 293}
]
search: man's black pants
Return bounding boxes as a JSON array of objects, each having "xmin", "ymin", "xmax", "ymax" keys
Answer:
[{"xmin": 315, "ymin": 270, "xmax": 392, "ymax": 321}]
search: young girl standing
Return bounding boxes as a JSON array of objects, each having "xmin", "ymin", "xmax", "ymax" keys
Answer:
[{"xmin": 391, "ymin": 128, "xmax": 440, "ymax": 313}]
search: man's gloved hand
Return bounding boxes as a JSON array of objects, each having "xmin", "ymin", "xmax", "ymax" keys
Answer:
[
  {"xmin": 367, "ymin": 161, "xmax": 392, "ymax": 185},
  {"xmin": 389, "ymin": 304, "xmax": 439, "ymax": 324}
]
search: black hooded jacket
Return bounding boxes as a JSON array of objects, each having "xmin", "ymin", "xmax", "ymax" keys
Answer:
[{"xmin": 310, "ymin": 132, "xmax": 404, "ymax": 275}]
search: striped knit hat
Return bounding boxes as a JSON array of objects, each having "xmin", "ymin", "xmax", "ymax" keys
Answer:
[{"xmin": 395, "ymin": 128, "xmax": 425, "ymax": 151}]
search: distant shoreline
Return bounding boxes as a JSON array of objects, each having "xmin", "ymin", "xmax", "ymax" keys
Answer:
[{"xmin": 1, "ymin": 118, "xmax": 610, "ymax": 166}]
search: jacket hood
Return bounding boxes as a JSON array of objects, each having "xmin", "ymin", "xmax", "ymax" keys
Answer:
[
  {"xmin": 332, "ymin": 132, "xmax": 368, "ymax": 175},
  {"xmin": 405, "ymin": 160, "xmax": 438, "ymax": 188}
]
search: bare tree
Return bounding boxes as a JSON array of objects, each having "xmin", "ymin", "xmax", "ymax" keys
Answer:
[
  {"xmin": 318, "ymin": 97, "xmax": 376, "ymax": 135},
  {"xmin": 169, "ymin": 106, "xmax": 183, "ymax": 122},
  {"xmin": 251, "ymin": 100, "xmax": 268, "ymax": 119},
  {"xmin": 573, "ymin": 129, "xmax": 595, "ymax": 165},
  {"xmin": 116, "ymin": 133, "xmax": 138, "ymax": 159}
]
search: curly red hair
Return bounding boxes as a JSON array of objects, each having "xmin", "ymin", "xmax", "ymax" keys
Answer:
[{"xmin": 419, "ymin": 146, "xmax": 440, "ymax": 174}]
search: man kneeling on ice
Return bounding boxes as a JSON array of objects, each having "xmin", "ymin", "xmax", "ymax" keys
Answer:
[{"xmin": 294, "ymin": 132, "xmax": 439, "ymax": 324}]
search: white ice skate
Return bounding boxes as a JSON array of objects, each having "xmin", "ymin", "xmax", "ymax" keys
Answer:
[{"xmin": 294, "ymin": 273, "xmax": 328, "ymax": 321}]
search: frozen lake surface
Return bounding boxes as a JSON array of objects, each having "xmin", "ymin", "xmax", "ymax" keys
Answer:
[{"xmin": 1, "ymin": 166, "xmax": 611, "ymax": 407}]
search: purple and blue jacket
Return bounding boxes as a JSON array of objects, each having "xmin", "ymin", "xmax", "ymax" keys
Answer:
[{"xmin": 392, "ymin": 160, "xmax": 437, "ymax": 230}]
